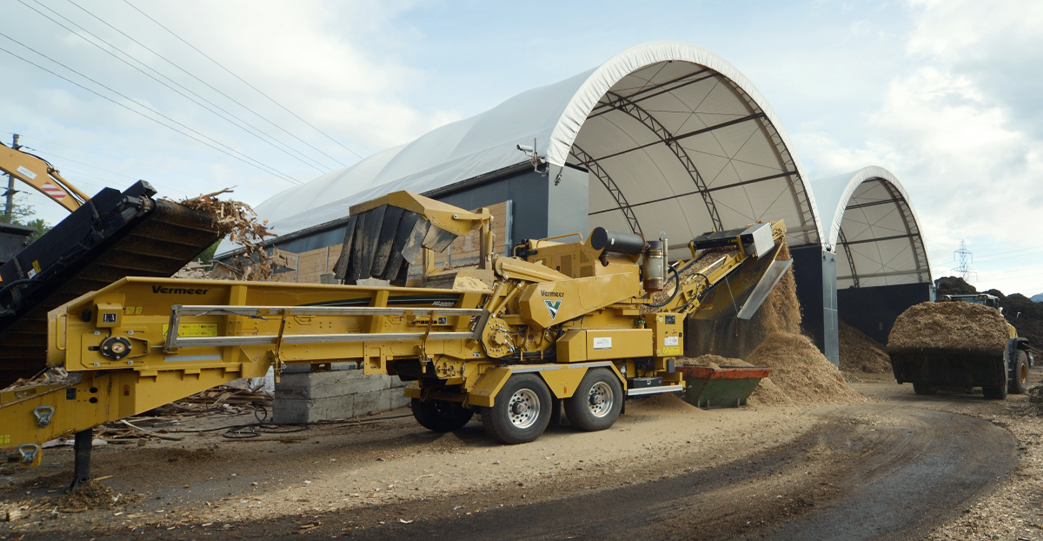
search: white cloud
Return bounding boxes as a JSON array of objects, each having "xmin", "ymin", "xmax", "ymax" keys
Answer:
[
  {"xmin": 0, "ymin": 0, "xmax": 460, "ymax": 229},
  {"xmin": 793, "ymin": 0, "xmax": 1043, "ymax": 294}
]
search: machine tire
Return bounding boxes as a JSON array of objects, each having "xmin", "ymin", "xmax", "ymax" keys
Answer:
[
  {"xmin": 1009, "ymin": 350, "xmax": 1030, "ymax": 395},
  {"xmin": 411, "ymin": 399, "xmax": 474, "ymax": 432},
  {"xmin": 983, "ymin": 383, "xmax": 1008, "ymax": 400},
  {"xmin": 482, "ymin": 374, "xmax": 552, "ymax": 444},
  {"xmin": 912, "ymin": 383, "xmax": 936, "ymax": 396},
  {"xmin": 564, "ymin": 368, "xmax": 623, "ymax": 431}
]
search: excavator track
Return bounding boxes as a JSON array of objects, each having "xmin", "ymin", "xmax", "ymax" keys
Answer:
[{"xmin": 0, "ymin": 181, "xmax": 222, "ymax": 387}]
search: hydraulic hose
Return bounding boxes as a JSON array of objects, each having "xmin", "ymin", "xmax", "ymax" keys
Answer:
[{"xmin": 648, "ymin": 266, "xmax": 681, "ymax": 308}]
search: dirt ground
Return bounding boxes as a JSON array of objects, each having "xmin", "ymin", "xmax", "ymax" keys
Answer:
[{"xmin": 2, "ymin": 368, "xmax": 1042, "ymax": 540}]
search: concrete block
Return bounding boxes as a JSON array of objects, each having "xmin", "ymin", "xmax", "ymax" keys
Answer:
[
  {"xmin": 273, "ymin": 368, "xmax": 409, "ymax": 423},
  {"xmin": 273, "ymin": 397, "xmax": 354, "ymax": 424},
  {"xmin": 275, "ymin": 370, "xmax": 394, "ymax": 400}
]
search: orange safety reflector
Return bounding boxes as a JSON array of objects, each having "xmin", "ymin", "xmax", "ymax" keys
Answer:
[{"xmin": 123, "ymin": 384, "xmax": 130, "ymax": 396}]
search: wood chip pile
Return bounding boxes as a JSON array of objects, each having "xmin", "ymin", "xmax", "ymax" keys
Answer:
[
  {"xmin": 676, "ymin": 353, "xmax": 743, "ymax": 369},
  {"xmin": 746, "ymin": 332, "xmax": 866, "ymax": 404},
  {"xmin": 839, "ymin": 320, "xmax": 892, "ymax": 373},
  {"xmin": 887, "ymin": 302, "xmax": 1010, "ymax": 351},
  {"xmin": 172, "ymin": 189, "xmax": 274, "ymax": 281}
]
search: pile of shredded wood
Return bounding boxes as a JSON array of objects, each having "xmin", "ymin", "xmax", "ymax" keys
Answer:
[
  {"xmin": 746, "ymin": 332, "xmax": 865, "ymax": 404},
  {"xmin": 887, "ymin": 301, "xmax": 1010, "ymax": 351},
  {"xmin": 172, "ymin": 189, "xmax": 274, "ymax": 281},
  {"xmin": 839, "ymin": 320, "xmax": 892, "ymax": 373},
  {"xmin": 172, "ymin": 261, "xmax": 210, "ymax": 279},
  {"xmin": 676, "ymin": 353, "xmax": 744, "ymax": 369}
]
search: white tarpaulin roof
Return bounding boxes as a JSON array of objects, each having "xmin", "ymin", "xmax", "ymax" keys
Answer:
[
  {"xmin": 810, "ymin": 166, "xmax": 931, "ymax": 288},
  {"xmin": 219, "ymin": 41, "xmax": 822, "ymax": 257}
]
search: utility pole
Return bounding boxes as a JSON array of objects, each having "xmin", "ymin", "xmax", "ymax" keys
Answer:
[{"xmin": 4, "ymin": 133, "xmax": 20, "ymax": 222}]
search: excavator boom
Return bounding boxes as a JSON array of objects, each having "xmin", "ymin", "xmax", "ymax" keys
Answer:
[{"xmin": 1, "ymin": 142, "xmax": 89, "ymax": 212}]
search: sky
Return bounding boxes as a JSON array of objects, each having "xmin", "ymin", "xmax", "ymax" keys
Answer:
[{"xmin": 0, "ymin": 0, "xmax": 1041, "ymax": 297}]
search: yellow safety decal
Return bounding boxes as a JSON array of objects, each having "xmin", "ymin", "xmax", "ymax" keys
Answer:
[
  {"xmin": 162, "ymin": 323, "xmax": 219, "ymax": 338},
  {"xmin": 32, "ymin": 260, "xmax": 41, "ymax": 274},
  {"xmin": 663, "ymin": 346, "xmax": 682, "ymax": 356},
  {"xmin": 124, "ymin": 306, "xmax": 144, "ymax": 315},
  {"xmin": 0, "ymin": 434, "xmax": 9, "ymax": 444}
]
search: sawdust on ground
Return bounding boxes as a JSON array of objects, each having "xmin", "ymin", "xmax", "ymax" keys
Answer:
[
  {"xmin": 888, "ymin": 301, "xmax": 1010, "ymax": 351},
  {"xmin": 58, "ymin": 480, "xmax": 142, "ymax": 513},
  {"xmin": 838, "ymin": 320, "xmax": 892, "ymax": 374}
]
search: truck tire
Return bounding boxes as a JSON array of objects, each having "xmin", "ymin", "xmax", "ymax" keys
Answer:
[
  {"xmin": 912, "ymin": 383, "xmax": 936, "ymax": 395},
  {"xmin": 1008, "ymin": 350, "xmax": 1030, "ymax": 395},
  {"xmin": 411, "ymin": 399, "xmax": 474, "ymax": 432},
  {"xmin": 564, "ymin": 368, "xmax": 623, "ymax": 431},
  {"xmin": 983, "ymin": 383, "xmax": 1008, "ymax": 400},
  {"xmin": 482, "ymin": 374, "xmax": 552, "ymax": 444}
]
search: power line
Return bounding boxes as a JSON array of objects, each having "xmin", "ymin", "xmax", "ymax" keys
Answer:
[
  {"xmin": 13, "ymin": 1, "xmax": 313, "ymax": 181},
  {"xmin": 974, "ymin": 246, "xmax": 1043, "ymax": 263},
  {"xmin": 19, "ymin": 144, "xmax": 195, "ymax": 197},
  {"xmin": 5, "ymin": 132, "xmax": 280, "ymax": 202},
  {"xmin": 69, "ymin": 0, "xmax": 352, "ymax": 171},
  {"xmin": 4, "ymin": 131, "xmax": 272, "ymax": 192},
  {"xmin": 46, "ymin": 0, "xmax": 336, "ymax": 174},
  {"xmin": 0, "ymin": 34, "xmax": 302, "ymax": 185},
  {"xmin": 123, "ymin": 0, "xmax": 364, "ymax": 161}
]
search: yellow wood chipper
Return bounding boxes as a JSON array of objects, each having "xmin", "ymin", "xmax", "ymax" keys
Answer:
[{"xmin": 1, "ymin": 189, "xmax": 790, "ymax": 489}]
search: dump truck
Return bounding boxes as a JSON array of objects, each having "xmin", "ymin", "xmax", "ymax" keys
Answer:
[
  {"xmin": 1, "ymin": 189, "xmax": 791, "ymax": 488},
  {"xmin": 888, "ymin": 293, "xmax": 1033, "ymax": 399}
]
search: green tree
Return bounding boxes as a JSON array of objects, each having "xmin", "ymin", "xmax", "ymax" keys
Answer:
[
  {"xmin": 196, "ymin": 240, "xmax": 221, "ymax": 264},
  {"xmin": 0, "ymin": 193, "xmax": 51, "ymax": 242},
  {"xmin": 0, "ymin": 197, "xmax": 34, "ymax": 225}
]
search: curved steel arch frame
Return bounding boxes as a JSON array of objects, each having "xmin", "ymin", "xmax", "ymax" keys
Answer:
[
  {"xmin": 570, "ymin": 144, "xmax": 643, "ymax": 235},
  {"xmin": 826, "ymin": 169, "xmax": 932, "ymax": 286},
  {"xmin": 601, "ymin": 91, "xmax": 723, "ymax": 231}
]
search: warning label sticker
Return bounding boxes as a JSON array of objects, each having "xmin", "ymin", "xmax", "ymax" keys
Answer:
[{"xmin": 163, "ymin": 323, "xmax": 219, "ymax": 338}]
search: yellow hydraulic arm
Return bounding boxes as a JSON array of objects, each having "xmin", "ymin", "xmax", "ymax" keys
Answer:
[{"xmin": 1, "ymin": 141, "xmax": 89, "ymax": 212}]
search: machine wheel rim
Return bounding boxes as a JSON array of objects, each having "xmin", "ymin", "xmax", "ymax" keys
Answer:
[
  {"xmin": 507, "ymin": 389, "xmax": 540, "ymax": 429},
  {"xmin": 587, "ymin": 381, "xmax": 614, "ymax": 418},
  {"xmin": 1020, "ymin": 362, "xmax": 1029, "ymax": 384}
]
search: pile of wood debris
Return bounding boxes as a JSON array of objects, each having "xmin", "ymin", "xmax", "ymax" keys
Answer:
[
  {"xmin": 171, "ymin": 189, "xmax": 274, "ymax": 281},
  {"xmin": 1, "ymin": 367, "xmax": 75, "ymax": 392}
]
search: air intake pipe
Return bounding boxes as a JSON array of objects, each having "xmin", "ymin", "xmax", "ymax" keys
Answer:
[{"xmin": 589, "ymin": 227, "xmax": 667, "ymax": 291}]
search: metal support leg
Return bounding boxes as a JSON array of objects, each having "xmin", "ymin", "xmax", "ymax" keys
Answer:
[{"xmin": 69, "ymin": 429, "xmax": 91, "ymax": 492}]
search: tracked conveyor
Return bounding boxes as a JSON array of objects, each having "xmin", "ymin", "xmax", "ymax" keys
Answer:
[{"xmin": 0, "ymin": 181, "xmax": 223, "ymax": 387}]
